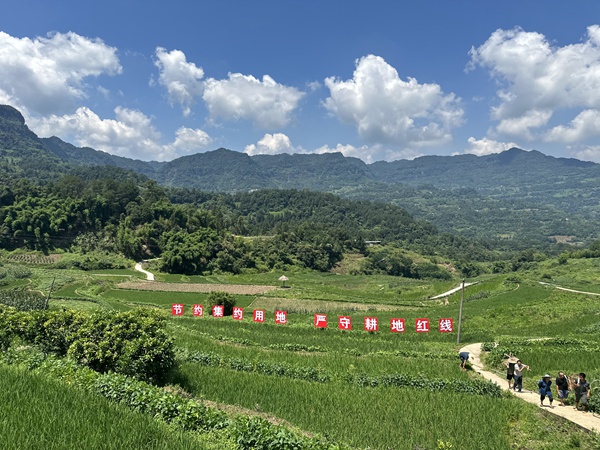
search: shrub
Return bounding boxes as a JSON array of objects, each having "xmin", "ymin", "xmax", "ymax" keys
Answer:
[
  {"xmin": 208, "ymin": 291, "xmax": 236, "ymax": 316},
  {"xmin": 67, "ymin": 309, "xmax": 175, "ymax": 381},
  {"xmin": 0, "ymin": 307, "xmax": 175, "ymax": 381},
  {"xmin": 54, "ymin": 252, "xmax": 130, "ymax": 270}
]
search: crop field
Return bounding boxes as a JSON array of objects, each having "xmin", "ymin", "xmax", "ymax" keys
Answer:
[
  {"xmin": 2, "ymin": 256, "xmax": 600, "ymax": 449},
  {"xmin": 0, "ymin": 364, "xmax": 231, "ymax": 449},
  {"xmin": 6, "ymin": 253, "xmax": 61, "ymax": 265},
  {"xmin": 116, "ymin": 280, "xmax": 277, "ymax": 295},
  {"xmin": 102, "ymin": 289, "xmax": 256, "ymax": 309}
]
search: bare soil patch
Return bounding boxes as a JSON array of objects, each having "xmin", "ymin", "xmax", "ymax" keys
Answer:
[{"xmin": 116, "ymin": 281, "xmax": 277, "ymax": 295}]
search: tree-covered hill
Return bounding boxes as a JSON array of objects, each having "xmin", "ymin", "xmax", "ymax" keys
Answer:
[
  {"xmin": 369, "ymin": 148, "xmax": 600, "ymax": 219},
  {"xmin": 0, "ymin": 106, "xmax": 71, "ymax": 184},
  {"xmin": 41, "ymin": 136, "xmax": 161, "ymax": 178},
  {"xmin": 155, "ymin": 148, "xmax": 275, "ymax": 191},
  {"xmin": 1, "ymin": 103, "xmax": 599, "ymax": 250}
]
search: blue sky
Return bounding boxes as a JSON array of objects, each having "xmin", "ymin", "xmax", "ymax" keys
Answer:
[{"xmin": 2, "ymin": 1, "xmax": 600, "ymax": 163}]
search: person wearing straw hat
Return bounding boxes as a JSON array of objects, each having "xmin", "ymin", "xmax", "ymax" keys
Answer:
[
  {"xmin": 538, "ymin": 374, "xmax": 554, "ymax": 408},
  {"xmin": 505, "ymin": 355, "xmax": 518, "ymax": 389}
]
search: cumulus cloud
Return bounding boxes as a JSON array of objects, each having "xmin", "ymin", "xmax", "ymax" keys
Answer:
[
  {"xmin": 545, "ymin": 109, "xmax": 600, "ymax": 143},
  {"xmin": 463, "ymin": 137, "xmax": 520, "ymax": 156},
  {"xmin": 244, "ymin": 133, "xmax": 420, "ymax": 163},
  {"xmin": 29, "ymin": 107, "xmax": 211, "ymax": 161},
  {"xmin": 167, "ymin": 127, "xmax": 212, "ymax": 152},
  {"xmin": 469, "ymin": 25, "xmax": 600, "ymax": 141},
  {"xmin": 0, "ymin": 31, "xmax": 121, "ymax": 115},
  {"xmin": 244, "ymin": 133, "xmax": 295, "ymax": 155},
  {"xmin": 153, "ymin": 47, "xmax": 204, "ymax": 116},
  {"xmin": 323, "ymin": 55, "xmax": 463, "ymax": 148},
  {"xmin": 203, "ymin": 73, "xmax": 304, "ymax": 128},
  {"xmin": 574, "ymin": 145, "xmax": 600, "ymax": 163}
]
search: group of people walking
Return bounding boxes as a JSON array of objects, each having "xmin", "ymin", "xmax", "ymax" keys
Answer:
[{"xmin": 506, "ymin": 357, "xmax": 592, "ymax": 412}]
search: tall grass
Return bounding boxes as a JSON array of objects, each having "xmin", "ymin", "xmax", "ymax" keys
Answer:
[
  {"xmin": 174, "ymin": 364, "xmax": 517, "ymax": 449},
  {"xmin": 0, "ymin": 364, "xmax": 231, "ymax": 449}
]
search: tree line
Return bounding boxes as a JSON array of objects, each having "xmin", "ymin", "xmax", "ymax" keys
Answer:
[{"xmin": 0, "ymin": 167, "xmax": 501, "ymax": 278}]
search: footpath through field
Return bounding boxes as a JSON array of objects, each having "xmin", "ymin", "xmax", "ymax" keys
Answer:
[
  {"xmin": 134, "ymin": 261, "xmax": 155, "ymax": 281},
  {"xmin": 430, "ymin": 282, "xmax": 477, "ymax": 299},
  {"xmin": 460, "ymin": 343, "xmax": 600, "ymax": 433}
]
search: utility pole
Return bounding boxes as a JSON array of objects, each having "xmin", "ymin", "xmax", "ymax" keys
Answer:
[
  {"xmin": 44, "ymin": 276, "xmax": 56, "ymax": 310},
  {"xmin": 457, "ymin": 279, "xmax": 465, "ymax": 344}
]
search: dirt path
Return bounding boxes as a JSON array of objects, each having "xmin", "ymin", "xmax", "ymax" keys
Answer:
[
  {"xmin": 539, "ymin": 282, "xmax": 600, "ymax": 296},
  {"xmin": 430, "ymin": 282, "xmax": 478, "ymax": 299},
  {"xmin": 460, "ymin": 343, "xmax": 600, "ymax": 432},
  {"xmin": 134, "ymin": 262, "xmax": 155, "ymax": 281}
]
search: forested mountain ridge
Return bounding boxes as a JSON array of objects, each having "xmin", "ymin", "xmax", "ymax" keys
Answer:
[
  {"xmin": 0, "ymin": 106, "xmax": 71, "ymax": 183},
  {"xmin": 3, "ymin": 104, "xmax": 599, "ymax": 204},
  {"xmin": 1, "ymin": 104, "xmax": 598, "ymax": 249}
]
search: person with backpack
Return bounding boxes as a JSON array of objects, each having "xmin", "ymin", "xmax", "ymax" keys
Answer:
[{"xmin": 573, "ymin": 372, "xmax": 591, "ymax": 412}]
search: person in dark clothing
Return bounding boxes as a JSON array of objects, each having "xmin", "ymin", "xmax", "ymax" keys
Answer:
[
  {"xmin": 574, "ymin": 372, "xmax": 591, "ymax": 412},
  {"xmin": 505, "ymin": 356, "xmax": 518, "ymax": 389},
  {"xmin": 555, "ymin": 372, "xmax": 570, "ymax": 406},
  {"xmin": 459, "ymin": 351, "xmax": 469, "ymax": 370},
  {"xmin": 538, "ymin": 374, "xmax": 554, "ymax": 408}
]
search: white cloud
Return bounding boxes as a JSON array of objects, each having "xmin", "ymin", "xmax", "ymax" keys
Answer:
[
  {"xmin": 463, "ymin": 137, "xmax": 520, "ymax": 156},
  {"xmin": 244, "ymin": 133, "xmax": 420, "ymax": 163},
  {"xmin": 153, "ymin": 47, "xmax": 204, "ymax": 116},
  {"xmin": 323, "ymin": 54, "xmax": 463, "ymax": 148},
  {"xmin": 203, "ymin": 73, "xmax": 304, "ymax": 128},
  {"xmin": 545, "ymin": 109, "xmax": 600, "ymax": 143},
  {"xmin": 469, "ymin": 25, "xmax": 600, "ymax": 141},
  {"xmin": 244, "ymin": 133, "xmax": 294, "ymax": 155},
  {"xmin": 0, "ymin": 31, "xmax": 121, "ymax": 115},
  {"xmin": 574, "ymin": 145, "xmax": 600, "ymax": 163},
  {"xmin": 29, "ymin": 106, "xmax": 211, "ymax": 161},
  {"xmin": 167, "ymin": 127, "xmax": 212, "ymax": 152}
]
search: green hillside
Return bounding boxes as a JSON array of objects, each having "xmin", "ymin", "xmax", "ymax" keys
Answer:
[{"xmin": 1, "ymin": 103, "xmax": 599, "ymax": 250}]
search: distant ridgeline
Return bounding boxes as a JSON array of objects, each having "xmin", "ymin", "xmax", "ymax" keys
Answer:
[{"xmin": 1, "ymin": 104, "xmax": 599, "ymax": 249}]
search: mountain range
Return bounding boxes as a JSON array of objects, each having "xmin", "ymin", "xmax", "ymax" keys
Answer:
[{"xmin": 1, "ymin": 104, "xmax": 598, "ymax": 249}]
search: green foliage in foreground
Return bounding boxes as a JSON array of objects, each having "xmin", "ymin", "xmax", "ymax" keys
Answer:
[
  {"xmin": 0, "ymin": 364, "xmax": 227, "ymax": 450},
  {"xmin": 0, "ymin": 348, "xmax": 347, "ymax": 450},
  {"xmin": 0, "ymin": 306, "xmax": 175, "ymax": 381}
]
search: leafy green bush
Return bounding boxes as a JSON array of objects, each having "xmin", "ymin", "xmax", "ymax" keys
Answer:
[
  {"xmin": 31, "ymin": 309, "xmax": 86, "ymax": 354},
  {"xmin": 208, "ymin": 291, "xmax": 236, "ymax": 316},
  {"xmin": 413, "ymin": 262, "xmax": 452, "ymax": 280},
  {"xmin": 54, "ymin": 252, "xmax": 130, "ymax": 270},
  {"xmin": 67, "ymin": 309, "xmax": 175, "ymax": 381},
  {"xmin": 0, "ymin": 307, "xmax": 174, "ymax": 381},
  {"xmin": 587, "ymin": 392, "xmax": 599, "ymax": 413}
]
